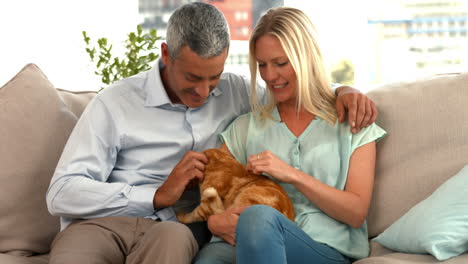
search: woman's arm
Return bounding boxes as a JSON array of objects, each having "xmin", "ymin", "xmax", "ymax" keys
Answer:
[
  {"xmin": 294, "ymin": 142, "xmax": 376, "ymax": 228},
  {"xmin": 248, "ymin": 142, "xmax": 376, "ymax": 228}
]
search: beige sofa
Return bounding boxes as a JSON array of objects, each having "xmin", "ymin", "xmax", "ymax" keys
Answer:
[{"xmin": 1, "ymin": 63, "xmax": 467, "ymax": 264}]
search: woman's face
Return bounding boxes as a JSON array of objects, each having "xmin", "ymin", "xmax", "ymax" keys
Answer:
[{"xmin": 255, "ymin": 34, "xmax": 297, "ymax": 105}]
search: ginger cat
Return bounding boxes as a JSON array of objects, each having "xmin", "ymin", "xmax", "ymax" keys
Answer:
[{"xmin": 177, "ymin": 148, "xmax": 295, "ymax": 223}]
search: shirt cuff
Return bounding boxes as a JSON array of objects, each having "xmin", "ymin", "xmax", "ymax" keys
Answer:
[
  {"xmin": 332, "ymin": 83, "xmax": 342, "ymax": 94},
  {"xmin": 125, "ymin": 185, "xmax": 156, "ymax": 216}
]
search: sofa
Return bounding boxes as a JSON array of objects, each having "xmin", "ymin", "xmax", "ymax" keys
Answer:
[{"xmin": 1, "ymin": 63, "xmax": 467, "ymax": 264}]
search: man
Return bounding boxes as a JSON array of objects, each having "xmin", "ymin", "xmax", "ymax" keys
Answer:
[{"xmin": 46, "ymin": 2, "xmax": 377, "ymax": 264}]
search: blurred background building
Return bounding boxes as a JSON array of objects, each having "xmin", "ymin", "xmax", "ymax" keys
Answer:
[
  {"xmin": 367, "ymin": 0, "xmax": 468, "ymax": 84},
  {"xmin": 3, "ymin": 0, "xmax": 467, "ymax": 91},
  {"xmin": 138, "ymin": 0, "xmax": 283, "ymax": 76}
]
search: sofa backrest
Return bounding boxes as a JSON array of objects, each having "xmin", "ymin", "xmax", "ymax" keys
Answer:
[
  {"xmin": 0, "ymin": 64, "xmax": 96, "ymax": 256},
  {"xmin": 366, "ymin": 73, "xmax": 468, "ymax": 238},
  {"xmin": 57, "ymin": 88, "xmax": 96, "ymax": 118},
  {"xmin": 3, "ymin": 63, "xmax": 467, "ymax": 253}
]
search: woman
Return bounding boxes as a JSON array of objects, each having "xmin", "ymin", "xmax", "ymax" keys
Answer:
[{"xmin": 195, "ymin": 7, "xmax": 386, "ymax": 264}]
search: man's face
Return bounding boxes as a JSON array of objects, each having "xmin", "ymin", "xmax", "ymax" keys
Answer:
[{"xmin": 161, "ymin": 44, "xmax": 228, "ymax": 108}]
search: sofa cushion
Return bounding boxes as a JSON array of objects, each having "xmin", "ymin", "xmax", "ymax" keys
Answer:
[
  {"xmin": 57, "ymin": 88, "xmax": 96, "ymax": 119},
  {"xmin": 373, "ymin": 165, "xmax": 468, "ymax": 260},
  {"xmin": 0, "ymin": 253, "xmax": 49, "ymax": 264},
  {"xmin": 0, "ymin": 64, "xmax": 81, "ymax": 255},
  {"xmin": 366, "ymin": 73, "xmax": 468, "ymax": 238},
  {"xmin": 368, "ymin": 240, "xmax": 395, "ymax": 258},
  {"xmin": 354, "ymin": 252, "xmax": 468, "ymax": 264}
]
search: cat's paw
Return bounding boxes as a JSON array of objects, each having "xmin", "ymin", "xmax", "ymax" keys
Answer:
[
  {"xmin": 176, "ymin": 212, "xmax": 190, "ymax": 223},
  {"xmin": 202, "ymin": 187, "xmax": 218, "ymax": 199}
]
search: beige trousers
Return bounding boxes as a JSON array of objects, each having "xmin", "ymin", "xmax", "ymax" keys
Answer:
[{"xmin": 49, "ymin": 216, "xmax": 198, "ymax": 264}]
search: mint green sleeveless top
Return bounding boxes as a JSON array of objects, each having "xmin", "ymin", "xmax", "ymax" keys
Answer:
[{"xmin": 220, "ymin": 106, "xmax": 386, "ymax": 259}]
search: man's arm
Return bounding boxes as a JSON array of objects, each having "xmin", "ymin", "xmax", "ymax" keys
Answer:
[
  {"xmin": 335, "ymin": 85, "xmax": 378, "ymax": 134},
  {"xmin": 46, "ymin": 98, "xmax": 155, "ymax": 219}
]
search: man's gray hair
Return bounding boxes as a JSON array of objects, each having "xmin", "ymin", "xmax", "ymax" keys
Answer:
[{"xmin": 166, "ymin": 2, "xmax": 230, "ymax": 60}]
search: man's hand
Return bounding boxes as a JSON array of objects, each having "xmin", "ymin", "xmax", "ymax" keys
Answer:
[
  {"xmin": 335, "ymin": 86, "xmax": 378, "ymax": 134},
  {"xmin": 207, "ymin": 206, "xmax": 248, "ymax": 246},
  {"xmin": 153, "ymin": 151, "xmax": 208, "ymax": 209}
]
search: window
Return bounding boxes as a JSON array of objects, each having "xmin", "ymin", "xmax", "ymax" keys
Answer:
[{"xmin": 2, "ymin": 0, "xmax": 468, "ymax": 92}]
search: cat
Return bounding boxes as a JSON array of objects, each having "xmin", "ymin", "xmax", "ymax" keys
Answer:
[{"xmin": 177, "ymin": 148, "xmax": 295, "ymax": 223}]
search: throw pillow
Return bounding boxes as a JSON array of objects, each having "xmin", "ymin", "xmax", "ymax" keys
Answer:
[
  {"xmin": 366, "ymin": 73, "xmax": 468, "ymax": 238},
  {"xmin": 373, "ymin": 165, "xmax": 468, "ymax": 261},
  {"xmin": 0, "ymin": 64, "xmax": 77, "ymax": 255}
]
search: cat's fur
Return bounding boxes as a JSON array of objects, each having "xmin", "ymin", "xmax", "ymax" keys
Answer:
[{"xmin": 177, "ymin": 148, "xmax": 295, "ymax": 223}]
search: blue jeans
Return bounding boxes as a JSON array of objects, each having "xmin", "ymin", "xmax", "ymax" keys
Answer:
[{"xmin": 194, "ymin": 205, "xmax": 351, "ymax": 264}]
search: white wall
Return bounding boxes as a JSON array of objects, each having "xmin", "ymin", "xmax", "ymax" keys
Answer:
[{"xmin": 0, "ymin": 0, "xmax": 139, "ymax": 91}]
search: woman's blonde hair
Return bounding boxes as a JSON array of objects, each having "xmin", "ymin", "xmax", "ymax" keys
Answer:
[{"xmin": 249, "ymin": 7, "xmax": 337, "ymax": 124}]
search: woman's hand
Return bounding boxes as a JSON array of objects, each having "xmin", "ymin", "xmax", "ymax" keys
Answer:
[
  {"xmin": 246, "ymin": 150, "xmax": 299, "ymax": 183},
  {"xmin": 207, "ymin": 206, "xmax": 248, "ymax": 246}
]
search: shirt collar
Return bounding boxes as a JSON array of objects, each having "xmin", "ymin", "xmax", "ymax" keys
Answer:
[
  {"xmin": 144, "ymin": 59, "xmax": 172, "ymax": 107},
  {"xmin": 144, "ymin": 59, "xmax": 223, "ymax": 108},
  {"xmin": 272, "ymin": 105, "xmax": 281, "ymax": 122},
  {"xmin": 271, "ymin": 105, "xmax": 320, "ymax": 124}
]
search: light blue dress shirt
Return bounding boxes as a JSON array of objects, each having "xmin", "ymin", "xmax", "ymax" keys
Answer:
[
  {"xmin": 220, "ymin": 106, "xmax": 387, "ymax": 259},
  {"xmin": 46, "ymin": 60, "xmax": 255, "ymax": 230}
]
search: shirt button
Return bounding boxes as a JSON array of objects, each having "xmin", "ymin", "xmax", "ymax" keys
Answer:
[
  {"xmin": 294, "ymin": 151, "xmax": 299, "ymax": 155},
  {"xmin": 294, "ymin": 139, "xmax": 299, "ymax": 143}
]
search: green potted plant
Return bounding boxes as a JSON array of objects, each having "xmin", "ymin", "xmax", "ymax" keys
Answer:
[{"xmin": 83, "ymin": 25, "xmax": 161, "ymax": 91}]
